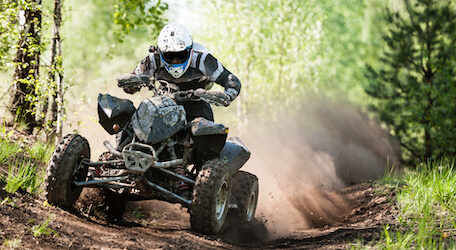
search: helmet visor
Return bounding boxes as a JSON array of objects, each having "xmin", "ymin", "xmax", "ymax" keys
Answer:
[{"xmin": 162, "ymin": 48, "xmax": 192, "ymax": 65}]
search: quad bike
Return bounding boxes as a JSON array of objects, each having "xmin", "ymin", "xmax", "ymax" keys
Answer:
[{"xmin": 44, "ymin": 74, "xmax": 259, "ymax": 235}]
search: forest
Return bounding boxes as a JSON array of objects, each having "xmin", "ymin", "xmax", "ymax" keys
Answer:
[
  {"xmin": 1, "ymin": 0, "xmax": 456, "ymax": 248},
  {"xmin": 1, "ymin": 0, "xmax": 454, "ymax": 164}
]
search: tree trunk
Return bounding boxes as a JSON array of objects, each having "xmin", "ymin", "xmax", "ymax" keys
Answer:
[
  {"xmin": 10, "ymin": 0, "xmax": 42, "ymax": 133},
  {"xmin": 47, "ymin": 0, "xmax": 63, "ymax": 143}
]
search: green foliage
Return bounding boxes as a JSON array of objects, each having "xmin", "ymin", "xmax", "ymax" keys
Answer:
[
  {"xmin": 365, "ymin": 0, "xmax": 456, "ymax": 164},
  {"xmin": 204, "ymin": 0, "xmax": 324, "ymax": 118},
  {"xmin": 31, "ymin": 214, "xmax": 58, "ymax": 237},
  {"xmin": 130, "ymin": 207, "xmax": 145, "ymax": 220},
  {"xmin": 65, "ymin": 0, "xmax": 168, "ymax": 65},
  {"xmin": 317, "ymin": 0, "xmax": 388, "ymax": 102},
  {"xmin": 0, "ymin": 137, "xmax": 21, "ymax": 165},
  {"xmin": 0, "ymin": 0, "xmax": 168, "ymax": 134},
  {"xmin": 202, "ymin": 0, "xmax": 386, "ymax": 123},
  {"xmin": 368, "ymin": 159, "xmax": 456, "ymax": 248},
  {"xmin": 5, "ymin": 160, "xmax": 42, "ymax": 195},
  {"xmin": 112, "ymin": 0, "xmax": 168, "ymax": 43},
  {"xmin": 0, "ymin": 0, "xmax": 19, "ymax": 70},
  {"xmin": 26, "ymin": 141, "xmax": 53, "ymax": 162}
]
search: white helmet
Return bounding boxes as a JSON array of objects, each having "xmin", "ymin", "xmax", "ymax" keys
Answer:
[{"xmin": 157, "ymin": 23, "xmax": 193, "ymax": 78}]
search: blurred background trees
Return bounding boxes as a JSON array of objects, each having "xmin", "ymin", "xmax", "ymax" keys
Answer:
[
  {"xmin": 0, "ymin": 0, "xmax": 454, "ymax": 165},
  {"xmin": 202, "ymin": 0, "xmax": 386, "ymax": 128}
]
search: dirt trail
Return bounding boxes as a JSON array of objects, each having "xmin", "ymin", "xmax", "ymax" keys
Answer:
[
  {"xmin": 0, "ymin": 180, "xmax": 397, "ymax": 249},
  {"xmin": 1, "ymin": 97, "xmax": 401, "ymax": 249}
]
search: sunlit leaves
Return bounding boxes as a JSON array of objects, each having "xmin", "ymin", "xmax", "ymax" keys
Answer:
[
  {"xmin": 203, "ymin": 0, "xmax": 325, "ymax": 118},
  {"xmin": 112, "ymin": 0, "xmax": 168, "ymax": 44},
  {"xmin": 202, "ymin": 0, "xmax": 386, "ymax": 123},
  {"xmin": 0, "ymin": 0, "xmax": 20, "ymax": 70}
]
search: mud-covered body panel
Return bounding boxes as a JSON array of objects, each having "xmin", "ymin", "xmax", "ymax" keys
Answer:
[
  {"xmin": 131, "ymin": 96, "xmax": 186, "ymax": 144},
  {"xmin": 191, "ymin": 117, "xmax": 228, "ymax": 160},
  {"xmin": 219, "ymin": 137, "xmax": 251, "ymax": 175}
]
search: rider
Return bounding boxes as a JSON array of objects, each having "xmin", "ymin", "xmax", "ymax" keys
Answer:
[
  {"xmin": 111, "ymin": 23, "xmax": 242, "ymax": 198},
  {"xmin": 120, "ymin": 22, "xmax": 241, "ymax": 122}
]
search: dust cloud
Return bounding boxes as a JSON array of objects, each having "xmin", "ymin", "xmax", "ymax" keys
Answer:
[
  {"xmin": 68, "ymin": 89, "xmax": 400, "ymax": 242},
  {"xmin": 239, "ymin": 97, "xmax": 401, "ymax": 240}
]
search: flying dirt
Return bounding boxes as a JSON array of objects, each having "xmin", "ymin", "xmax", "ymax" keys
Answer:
[
  {"xmin": 240, "ymin": 96, "xmax": 400, "ymax": 240},
  {"xmin": 0, "ymin": 95, "xmax": 400, "ymax": 249},
  {"xmin": 74, "ymin": 93, "xmax": 400, "ymax": 243}
]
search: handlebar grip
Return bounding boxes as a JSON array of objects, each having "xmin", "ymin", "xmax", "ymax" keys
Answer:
[{"xmin": 116, "ymin": 74, "xmax": 151, "ymax": 88}]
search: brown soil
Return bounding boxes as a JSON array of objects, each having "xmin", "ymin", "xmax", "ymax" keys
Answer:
[
  {"xmin": 0, "ymin": 104, "xmax": 401, "ymax": 250},
  {"xmin": 0, "ymin": 180, "xmax": 397, "ymax": 249}
]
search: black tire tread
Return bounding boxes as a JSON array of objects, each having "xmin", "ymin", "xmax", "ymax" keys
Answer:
[
  {"xmin": 190, "ymin": 159, "xmax": 231, "ymax": 235},
  {"xmin": 231, "ymin": 171, "xmax": 259, "ymax": 223},
  {"xmin": 45, "ymin": 134, "xmax": 90, "ymax": 208}
]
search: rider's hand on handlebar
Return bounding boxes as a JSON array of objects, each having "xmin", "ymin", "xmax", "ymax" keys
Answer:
[
  {"xmin": 123, "ymin": 85, "xmax": 141, "ymax": 94},
  {"xmin": 116, "ymin": 73, "xmax": 152, "ymax": 94},
  {"xmin": 195, "ymin": 89, "xmax": 231, "ymax": 107},
  {"xmin": 173, "ymin": 90, "xmax": 200, "ymax": 103}
]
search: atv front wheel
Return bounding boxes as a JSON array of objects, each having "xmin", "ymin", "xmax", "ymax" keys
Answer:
[
  {"xmin": 45, "ymin": 134, "xmax": 90, "ymax": 208},
  {"xmin": 190, "ymin": 159, "xmax": 231, "ymax": 235},
  {"xmin": 230, "ymin": 171, "xmax": 259, "ymax": 223}
]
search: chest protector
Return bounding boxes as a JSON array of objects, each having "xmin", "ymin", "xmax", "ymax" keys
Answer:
[{"xmin": 150, "ymin": 45, "xmax": 213, "ymax": 91}]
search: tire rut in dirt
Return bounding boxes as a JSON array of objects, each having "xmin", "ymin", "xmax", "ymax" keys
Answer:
[
  {"xmin": 190, "ymin": 159, "xmax": 231, "ymax": 235},
  {"xmin": 45, "ymin": 134, "xmax": 90, "ymax": 208}
]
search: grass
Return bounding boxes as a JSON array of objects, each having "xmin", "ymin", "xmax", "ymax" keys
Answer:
[
  {"xmin": 0, "ymin": 124, "xmax": 57, "ymax": 248},
  {"xmin": 1, "ymin": 196, "xmax": 17, "ymax": 207},
  {"xmin": 361, "ymin": 158, "xmax": 456, "ymax": 249},
  {"xmin": 0, "ymin": 123, "xmax": 53, "ymax": 196},
  {"xmin": 5, "ymin": 160, "xmax": 43, "ymax": 195},
  {"xmin": 1, "ymin": 237, "xmax": 22, "ymax": 248},
  {"xmin": 131, "ymin": 208, "xmax": 146, "ymax": 220},
  {"xmin": 0, "ymin": 137, "xmax": 22, "ymax": 165},
  {"xmin": 26, "ymin": 141, "xmax": 54, "ymax": 163},
  {"xmin": 31, "ymin": 214, "xmax": 59, "ymax": 237}
]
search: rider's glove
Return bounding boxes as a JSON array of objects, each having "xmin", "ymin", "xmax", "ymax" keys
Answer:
[
  {"xmin": 123, "ymin": 86, "xmax": 141, "ymax": 94},
  {"xmin": 116, "ymin": 73, "xmax": 139, "ymax": 86},
  {"xmin": 116, "ymin": 73, "xmax": 143, "ymax": 94},
  {"xmin": 206, "ymin": 90, "xmax": 231, "ymax": 107},
  {"xmin": 224, "ymin": 88, "xmax": 238, "ymax": 102}
]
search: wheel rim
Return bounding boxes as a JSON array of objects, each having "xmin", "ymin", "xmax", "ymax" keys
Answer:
[
  {"xmin": 215, "ymin": 180, "xmax": 229, "ymax": 222},
  {"xmin": 71, "ymin": 158, "xmax": 88, "ymax": 192},
  {"xmin": 246, "ymin": 191, "xmax": 256, "ymax": 222}
]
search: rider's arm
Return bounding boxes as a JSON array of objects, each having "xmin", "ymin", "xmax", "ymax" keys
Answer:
[
  {"xmin": 122, "ymin": 54, "xmax": 157, "ymax": 94},
  {"xmin": 132, "ymin": 54, "xmax": 157, "ymax": 76},
  {"xmin": 201, "ymin": 53, "xmax": 241, "ymax": 101}
]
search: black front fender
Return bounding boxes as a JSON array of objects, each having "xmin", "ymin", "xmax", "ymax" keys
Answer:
[{"xmin": 219, "ymin": 137, "xmax": 251, "ymax": 176}]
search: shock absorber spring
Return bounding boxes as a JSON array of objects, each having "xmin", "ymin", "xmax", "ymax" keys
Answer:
[{"xmin": 173, "ymin": 165, "xmax": 189, "ymax": 191}]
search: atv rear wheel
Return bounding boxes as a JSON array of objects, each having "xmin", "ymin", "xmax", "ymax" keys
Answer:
[
  {"xmin": 230, "ymin": 171, "xmax": 259, "ymax": 223},
  {"xmin": 45, "ymin": 134, "xmax": 90, "ymax": 208},
  {"xmin": 190, "ymin": 159, "xmax": 231, "ymax": 235}
]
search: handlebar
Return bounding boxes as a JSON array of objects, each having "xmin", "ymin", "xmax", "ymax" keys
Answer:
[
  {"xmin": 117, "ymin": 74, "xmax": 152, "ymax": 89},
  {"xmin": 116, "ymin": 74, "xmax": 231, "ymax": 106},
  {"xmin": 172, "ymin": 89, "xmax": 230, "ymax": 107}
]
